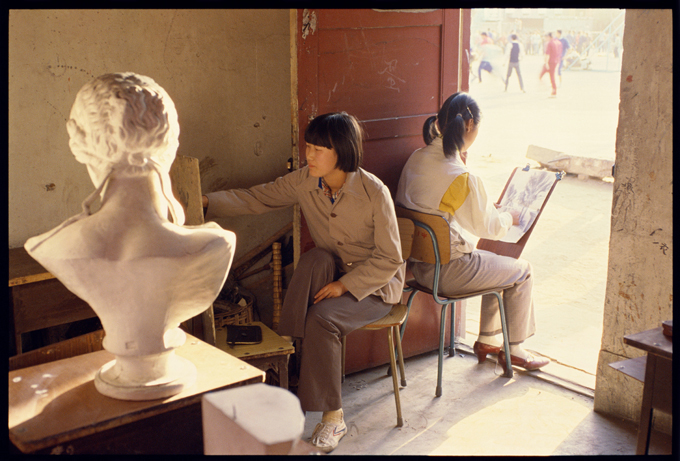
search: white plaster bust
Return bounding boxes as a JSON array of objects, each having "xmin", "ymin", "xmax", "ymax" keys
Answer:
[{"xmin": 25, "ymin": 73, "xmax": 236, "ymax": 400}]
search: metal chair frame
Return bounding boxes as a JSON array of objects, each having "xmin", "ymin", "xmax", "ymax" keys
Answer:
[
  {"xmin": 339, "ymin": 217, "xmax": 414, "ymax": 427},
  {"xmin": 396, "ymin": 207, "xmax": 514, "ymax": 398}
]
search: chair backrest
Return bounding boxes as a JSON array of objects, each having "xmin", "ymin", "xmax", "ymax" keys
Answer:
[
  {"xmin": 395, "ymin": 206, "xmax": 451, "ymax": 266},
  {"xmin": 397, "ymin": 217, "xmax": 415, "ymax": 260}
]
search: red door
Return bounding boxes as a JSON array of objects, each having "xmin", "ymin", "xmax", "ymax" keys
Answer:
[{"xmin": 295, "ymin": 8, "xmax": 471, "ymax": 373}]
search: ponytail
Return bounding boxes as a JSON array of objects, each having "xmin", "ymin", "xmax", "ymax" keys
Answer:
[
  {"xmin": 441, "ymin": 113, "xmax": 468, "ymax": 159},
  {"xmin": 422, "ymin": 115, "xmax": 439, "ymax": 145},
  {"xmin": 425, "ymin": 92, "xmax": 481, "ymax": 159}
]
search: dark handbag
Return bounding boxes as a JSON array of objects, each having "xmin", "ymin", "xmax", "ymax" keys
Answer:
[{"xmin": 226, "ymin": 324, "xmax": 263, "ymax": 347}]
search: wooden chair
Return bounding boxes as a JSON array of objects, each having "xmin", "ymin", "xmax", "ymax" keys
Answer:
[
  {"xmin": 340, "ymin": 217, "xmax": 415, "ymax": 427},
  {"xmin": 395, "ymin": 206, "xmax": 514, "ymax": 398}
]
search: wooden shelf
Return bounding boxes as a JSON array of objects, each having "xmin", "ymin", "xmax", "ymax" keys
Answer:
[{"xmin": 608, "ymin": 356, "xmax": 646, "ymax": 382}]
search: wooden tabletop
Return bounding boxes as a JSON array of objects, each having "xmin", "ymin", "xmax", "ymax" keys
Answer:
[
  {"xmin": 624, "ymin": 327, "xmax": 673, "ymax": 359},
  {"xmin": 8, "ymin": 333, "xmax": 264, "ymax": 453},
  {"xmin": 215, "ymin": 321, "xmax": 294, "ymax": 360},
  {"xmin": 9, "ymin": 247, "xmax": 54, "ymax": 287}
]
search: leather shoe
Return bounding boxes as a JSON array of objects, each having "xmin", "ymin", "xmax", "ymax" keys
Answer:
[
  {"xmin": 497, "ymin": 350, "xmax": 549, "ymax": 372},
  {"xmin": 473, "ymin": 341, "xmax": 501, "ymax": 364}
]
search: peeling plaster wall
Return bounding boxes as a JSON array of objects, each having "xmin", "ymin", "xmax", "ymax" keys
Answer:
[
  {"xmin": 9, "ymin": 10, "xmax": 292, "ymax": 266},
  {"xmin": 593, "ymin": 10, "xmax": 672, "ymax": 434}
]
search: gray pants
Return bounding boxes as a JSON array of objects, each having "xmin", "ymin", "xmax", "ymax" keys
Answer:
[
  {"xmin": 410, "ymin": 250, "xmax": 536, "ymax": 345},
  {"xmin": 277, "ymin": 248, "xmax": 392, "ymax": 412},
  {"xmin": 505, "ymin": 62, "xmax": 524, "ymax": 90}
]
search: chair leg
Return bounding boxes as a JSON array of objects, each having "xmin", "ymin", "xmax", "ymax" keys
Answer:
[
  {"xmin": 388, "ymin": 291, "xmax": 416, "ymax": 377},
  {"xmin": 448, "ymin": 301, "xmax": 456, "ymax": 357},
  {"xmin": 387, "ymin": 327, "xmax": 404, "ymax": 427},
  {"xmin": 394, "ymin": 325, "xmax": 407, "ymax": 387},
  {"xmin": 436, "ymin": 304, "xmax": 448, "ymax": 397},
  {"xmin": 400, "ymin": 290, "xmax": 418, "ymax": 340},
  {"xmin": 495, "ymin": 293, "xmax": 513, "ymax": 378}
]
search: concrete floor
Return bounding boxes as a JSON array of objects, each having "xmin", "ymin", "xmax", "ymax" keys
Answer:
[{"xmin": 301, "ymin": 346, "xmax": 672, "ymax": 456}]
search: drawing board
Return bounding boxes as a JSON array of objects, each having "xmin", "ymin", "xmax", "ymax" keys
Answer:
[{"xmin": 477, "ymin": 166, "xmax": 563, "ymax": 259}]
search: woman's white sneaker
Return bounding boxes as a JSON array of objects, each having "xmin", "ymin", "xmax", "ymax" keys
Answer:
[{"xmin": 310, "ymin": 419, "xmax": 347, "ymax": 452}]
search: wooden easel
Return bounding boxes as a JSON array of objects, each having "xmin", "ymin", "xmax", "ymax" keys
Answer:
[{"xmin": 170, "ymin": 154, "xmax": 218, "ymax": 344}]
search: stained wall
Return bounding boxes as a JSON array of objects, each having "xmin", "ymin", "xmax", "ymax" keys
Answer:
[
  {"xmin": 8, "ymin": 10, "xmax": 292, "ymax": 265},
  {"xmin": 593, "ymin": 9, "xmax": 672, "ymax": 433}
]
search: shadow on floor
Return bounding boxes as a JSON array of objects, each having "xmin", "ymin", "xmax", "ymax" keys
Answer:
[{"xmin": 302, "ymin": 349, "xmax": 672, "ymax": 456}]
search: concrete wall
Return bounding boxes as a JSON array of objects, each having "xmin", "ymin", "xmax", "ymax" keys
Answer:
[
  {"xmin": 8, "ymin": 10, "xmax": 293, "ymax": 266},
  {"xmin": 593, "ymin": 10, "xmax": 672, "ymax": 433}
]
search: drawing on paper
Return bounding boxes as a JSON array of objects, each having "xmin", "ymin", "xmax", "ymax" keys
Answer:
[{"xmin": 497, "ymin": 169, "xmax": 556, "ymax": 243}]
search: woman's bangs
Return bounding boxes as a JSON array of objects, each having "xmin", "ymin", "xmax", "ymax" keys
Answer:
[{"xmin": 304, "ymin": 120, "xmax": 334, "ymax": 150}]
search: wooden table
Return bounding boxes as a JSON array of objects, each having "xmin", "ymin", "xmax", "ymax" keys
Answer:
[
  {"xmin": 609, "ymin": 326, "xmax": 672, "ymax": 455},
  {"xmin": 9, "ymin": 246, "xmax": 215, "ymax": 354},
  {"xmin": 9, "ymin": 247, "xmax": 97, "ymax": 354},
  {"xmin": 9, "ymin": 334, "xmax": 264, "ymax": 454},
  {"xmin": 215, "ymin": 322, "xmax": 295, "ymax": 389}
]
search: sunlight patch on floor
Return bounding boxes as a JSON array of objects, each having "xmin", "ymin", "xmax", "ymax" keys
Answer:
[{"xmin": 428, "ymin": 387, "xmax": 590, "ymax": 455}]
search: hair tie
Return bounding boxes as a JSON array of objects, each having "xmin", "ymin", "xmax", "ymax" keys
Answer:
[{"xmin": 456, "ymin": 113, "xmax": 463, "ymax": 118}]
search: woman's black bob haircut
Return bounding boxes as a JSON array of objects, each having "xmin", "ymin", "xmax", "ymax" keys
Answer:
[{"xmin": 304, "ymin": 112, "xmax": 364, "ymax": 172}]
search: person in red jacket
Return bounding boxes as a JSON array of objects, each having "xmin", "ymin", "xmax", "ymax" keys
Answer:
[{"xmin": 539, "ymin": 32, "xmax": 563, "ymax": 97}]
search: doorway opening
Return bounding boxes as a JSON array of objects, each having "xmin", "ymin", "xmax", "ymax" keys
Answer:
[{"xmin": 459, "ymin": 9, "xmax": 624, "ymax": 391}]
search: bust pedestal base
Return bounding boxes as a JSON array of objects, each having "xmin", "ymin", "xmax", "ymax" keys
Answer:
[{"xmin": 94, "ymin": 352, "xmax": 197, "ymax": 401}]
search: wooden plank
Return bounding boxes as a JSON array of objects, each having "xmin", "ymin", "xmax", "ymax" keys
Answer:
[
  {"xmin": 232, "ymin": 221, "xmax": 293, "ymax": 278},
  {"xmin": 169, "ymin": 154, "xmax": 204, "ymax": 227},
  {"xmin": 526, "ymin": 144, "xmax": 614, "ymax": 179},
  {"xmin": 624, "ymin": 327, "xmax": 673, "ymax": 359},
  {"xmin": 609, "ymin": 356, "xmax": 647, "ymax": 382},
  {"xmin": 12, "ymin": 278, "xmax": 97, "ymax": 335},
  {"xmin": 9, "ymin": 329, "xmax": 105, "ymax": 371},
  {"xmin": 8, "ymin": 333, "xmax": 264, "ymax": 453},
  {"xmin": 9, "ymin": 247, "xmax": 54, "ymax": 287},
  {"xmin": 169, "ymin": 154, "xmax": 219, "ymax": 345},
  {"xmin": 34, "ymin": 400, "xmax": 205, "ymax": 455}
]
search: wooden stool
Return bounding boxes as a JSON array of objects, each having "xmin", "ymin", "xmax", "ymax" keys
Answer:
[
  {"xmin": 341, "ymin": 303, "xmax": 408, "ymax": 427},
  {"xmin": 215, "ymin": 321, "xmax": 295, "ymax": 389}
]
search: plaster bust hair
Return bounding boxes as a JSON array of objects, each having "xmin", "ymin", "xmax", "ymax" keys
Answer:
[
  {"xmin": 67, "ymin": 72, "xmax": 180, "ymax": 183},
  {"xmin": 63, "ymin": 72, "xmax": 184, "ymax": 225}
]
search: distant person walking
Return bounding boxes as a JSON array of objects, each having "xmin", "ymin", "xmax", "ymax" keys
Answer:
[
  {"xmin": 504, "ymin": 34, "xmax": 525, "ymax": 92},
  {"xmin": 531, "ymin": 31, "xmax": 542, "ymax": 55},
  {"xmin": 478, "ymin": 32, "xmax": 494, "ymax": 82},
  {"xmin": 539, "ymin": 32, "xmax": 563, "ymax": 97},
  {"xmin": 613, "ymin": 33, "xmax": 622, "ymax": 58},
  {"xmin": 556, "ymin": 30, "xmax": 570, "ymax": 85}
]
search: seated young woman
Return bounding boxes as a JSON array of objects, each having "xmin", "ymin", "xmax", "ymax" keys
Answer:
[
  {"xmin": 203, "ymin": 112, "xmax": 405, "ymax": 452},
  {"xmin": 395, "ymin": 92, "xmax": 549, "ymax": 373}
]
